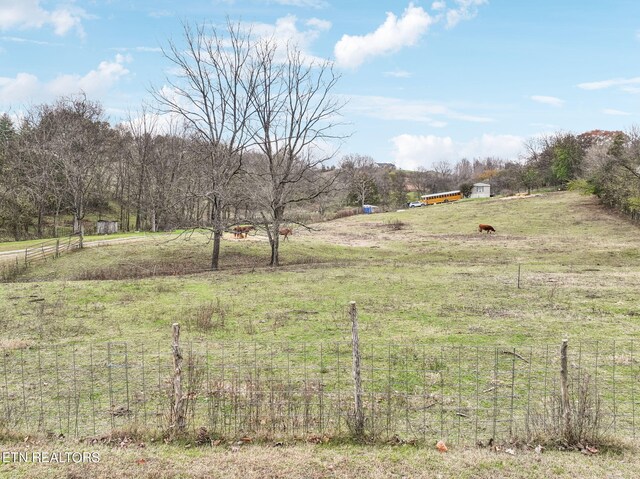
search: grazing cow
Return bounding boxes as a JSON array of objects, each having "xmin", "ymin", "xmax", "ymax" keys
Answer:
[
  {"xmin": 279, "ymin": 227, "xmax": 293, "ymax": 241},
  {"xmin": 478, "ymin": 224, "xmax": 496, "ymax": 234},
  {"xmin": 232, "ymin": 225, "xmax": 254, "ymax": 239}
]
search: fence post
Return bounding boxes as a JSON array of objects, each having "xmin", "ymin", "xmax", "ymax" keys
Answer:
[
  {"xmin": 171, "ymin": 323, "xmax": 186, "ymax": 433},
  {"xmin": 350, "ymin": 301, "xmax": 365, "ymax": 439},
  {"xmin": 79, "ymin": 225, "xmax": 84, "ymax": 249},
  {"xmin": 55, "ymin": 239, "xmax": 60, "ymax": 259},
  {"xmin": 560, "ymin": 338, "xmax": 572, "ymax": 441}
]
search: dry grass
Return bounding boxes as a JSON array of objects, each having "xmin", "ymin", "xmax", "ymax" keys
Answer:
[
  {"xmin": 0, "ymin": 338, "xmax": 33, "ymax": 350},
  {"xmin": 0, "ymin": 194, "xmax": 638, "ymax": 428},
  {"xmin": 1, "ymin": 439, "xmax": 638, "ymax": 479}
]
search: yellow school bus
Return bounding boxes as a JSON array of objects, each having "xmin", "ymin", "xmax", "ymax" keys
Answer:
[{"xmin": 420, "ymin": 190, "xmax": 463, "ymax": 205}]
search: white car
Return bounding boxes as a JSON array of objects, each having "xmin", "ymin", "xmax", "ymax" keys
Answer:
[{"xmin": 408, "ymin": 201, "xmax": 424, "ymax": 208}]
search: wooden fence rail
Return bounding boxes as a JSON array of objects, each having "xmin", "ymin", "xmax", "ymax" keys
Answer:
[{"xmin": 24, "ymin": 234, "xmax": 82, "ymax": 265}]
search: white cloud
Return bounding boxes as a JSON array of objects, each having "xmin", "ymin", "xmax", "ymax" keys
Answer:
[
  {"xmin": 445, "ymin": 0, "xmax": 488, "ymax": 28},
  {"xmin": 247, "ymin": 14, "xmax": 330, "ymax": 64},
  {"xmin": 432, "ymin": 1, "xmax": 447, "ymax": 11},
  {"xmin": 0, "ymin": 35, "xmax": 55, "ymax": 45},
  {"xmin": 461, "ymin": 133, "xmax": 524, "ymax": 159},
  {"xmin": 531, "ymin": 95, "xmax": 564, "ymax": 107},
  {"xmin": 392, "ymin": 134, "xmax": 455, "ymax": 170},
  {"xmin": 0, "ymin": 54, "xmax": 131, "ymax": 105},
  {"xmin": 0, "ymin": 72, "xmax": 40, "ymax": 104},
  {"xmin": 384, "ymin": 70, "xmax": 412, "ymax": 78},
  {"xmin": 346, "ymin": 94, "xmax": 493, "ymax": 125},
  {"xmin": 391, "ymin": 133, "xmax": 524, "ymax": 170},
  {"xmin": 119, "ymin": 105, "xmax": 187, "ymax": 137},
  {"xmin": 148, "ymin": 10, "xmax": 173, "ymax": 18},
  {"xmin": 577, "ymin": 77, "xmax": 640, "ymax": 91},
  {"xmin": 0, "ymin": 0, "xmax": 88, "ymax": 37},
  {"xmin": 334, "ymin": 3, "xmax": 433, "ymax": 69},
  {"xmin": 306, "ymin": 18, "xmax": 331, "ymax": 30},
  {"xmin": 602, "ymin": 108, "xmax": 631, "ymax": 116}
]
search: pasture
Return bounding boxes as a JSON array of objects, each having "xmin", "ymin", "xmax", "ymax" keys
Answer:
[
  {"xmin": 1, "ymin": 191, "xmax": 639, "ymax": 347},
  {"xmin": 1, "ymin": 191, "xmax": 639, "ymax": 478}
]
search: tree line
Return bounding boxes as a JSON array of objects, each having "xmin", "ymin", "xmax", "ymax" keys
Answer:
[
  {"xmin": 339, "ymin": 128, "xmax": 640, "ymax": 222},
  {"xmin": 524, "ymin": 129, "xmax": 640, "ymax": 221},
  {"xmin": 0, "ymin": 21, "xmax": 347, "ymax": 269}
]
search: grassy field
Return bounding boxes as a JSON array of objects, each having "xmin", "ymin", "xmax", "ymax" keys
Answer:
[
  {"xmin": 1, "ymin": 191, "xmax": 639, "ymax": 477},
  {"xmin": 1, "ymin": 191, "xmax": 638, "ymax": 347},
  {"xmin": 0, "ymin": 438, "xmax": 638, "ymax": 479}
]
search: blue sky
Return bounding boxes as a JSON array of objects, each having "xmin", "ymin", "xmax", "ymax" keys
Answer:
[{"xmin": 1, "ymin": 0, "xmax": 639, "ymax": 169}]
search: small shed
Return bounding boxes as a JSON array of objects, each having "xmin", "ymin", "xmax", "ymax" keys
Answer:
[
  {"xmin": 470, "ymin": 183, "xmax": 491, "ymax": 198},
  {"xmin": 96, "ymin": 220, "xmax": 119, "ymax": 235},
  {"xmin": 362, "ymin": 204, "xmax": 379, "ymax": 214}
]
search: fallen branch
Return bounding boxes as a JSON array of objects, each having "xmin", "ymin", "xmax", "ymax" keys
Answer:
[{"xmin": 501, "ymin": 350, "xmax": 529, "ymax": 363}]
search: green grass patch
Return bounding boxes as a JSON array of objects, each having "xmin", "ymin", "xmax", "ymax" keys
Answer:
[{"xmin": 0, "ymin": 192, "xmax": 639, "ymax": 347}]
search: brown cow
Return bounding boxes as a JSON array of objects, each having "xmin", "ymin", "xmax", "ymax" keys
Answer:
[
  {"xmin": 478, "ymin": 224, "xmax": 496, "ymax": 234},
  {"xmin": 232, "ymin": 225, "xmax": 254, "ymax": 239},
  {"xmin": 279, "ymin": 227, "xmax": 293, "ymax": 241}
]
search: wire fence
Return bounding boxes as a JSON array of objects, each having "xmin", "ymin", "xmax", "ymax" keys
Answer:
[{"xmin": 0, "ymin": 336, "xmax": 637, "ymax": 444}]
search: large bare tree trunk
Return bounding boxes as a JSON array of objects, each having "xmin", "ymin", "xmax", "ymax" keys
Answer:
[
  {"xmin": 211, "ymin": 231, "xmax": 222, "ymax": 270},
  {"xmin": 211, "ymin": 205, "xmax": 223, "ymax": 270},
  {"xmin": 268, "ymin": 205, "xmax": 285, "ymax": 266},
  {"xmin": 53, "ymin": 209, "xmax": 59, "ymax": 238},
  {"xmin": 270, "ymin": 228, "xmax": 280, "ymax": 266},
  {"xmin": 37, "ymin": 207, "xmax": 43, "ymax": 238}
]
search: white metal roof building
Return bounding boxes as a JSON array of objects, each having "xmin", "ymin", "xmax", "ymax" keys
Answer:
[{"xmin": 470, "ymin": 183, "xmax": 491, "ymax": 198}]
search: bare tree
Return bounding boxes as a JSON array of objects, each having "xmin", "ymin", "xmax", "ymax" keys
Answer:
[
  {"xmin": 340, "ymin": 154, "xmax": 378, "ymax": 208},
  {"xmin": 31, "ymin": 94, "xmax": 112, "ymax": 234},
  {"xmin": 409, "ymin": 166, "xmax": 431, "ymax": 196},
  {"xmin": 122, "ymin": 106, "xmax": 159, "ymax": 231},
  {"xmin": 0, "ymin": 115, "xmax": 35, "ymax": 240},
  {"xmin": 154, "ymin": 20, "xmax": 257, "ymax": 270},
  {"xmin": 454, "ymin": 158, "xmax": 473, "ymax": 182},
  {"xmin": 0, "ymin": 114, "xmax": 13, "ymax": 167},
  {"xmin": 432, "ymin": 160, "xmax": 454, "ymax": 192},
  {"xmin": 12, "ymin": 111, "xmax": 60, "ymax": 237},
  {"xmin": 147, "ymin": 128, "xmax": 190, "ymax": 231},
  {"xmin": 375, "ymin": 167, "xmax": 406, "ymax": 207},
  {"xmin": 248, "ymin": 41, "xmax": 345, "ymax": 266}
]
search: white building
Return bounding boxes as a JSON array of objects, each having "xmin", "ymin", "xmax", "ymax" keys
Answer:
[{"xmin": 470, "ymin": 183, "xmax": 491, "ymax": 198}]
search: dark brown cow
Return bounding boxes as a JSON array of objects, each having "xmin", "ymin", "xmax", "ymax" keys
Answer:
[
  {"xmin": 279, "ymin": 227, "xmax": 293, "ymax": 241},
  {"xmin": 232, "ymin": 225, "xmax": 254, "ymax": 239},
  {"xmin": 478, "ymin": 224, "xmax": 496, "ymax": 234}
]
